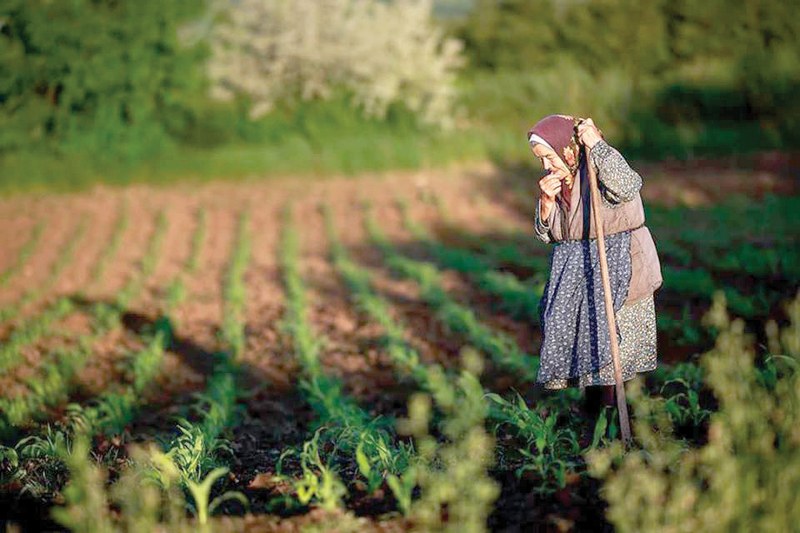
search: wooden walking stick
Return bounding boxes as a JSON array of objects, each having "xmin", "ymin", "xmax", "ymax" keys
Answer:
[{"xmin": 576, "ymin": 118, "xmax": 633, "ymax": 447}]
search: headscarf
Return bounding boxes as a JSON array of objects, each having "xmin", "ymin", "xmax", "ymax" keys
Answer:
[{"xmin": 527, "ymin": 114, "xmax": 581, "ymax": 212}]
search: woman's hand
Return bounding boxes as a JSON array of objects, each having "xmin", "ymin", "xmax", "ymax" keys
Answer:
[
  {"xmin": 538, "ymin": 172, "xmax": 561, "ymax": 221},
  {"xmin": 576, "ymin": 118, "xmax": 603, "ymax": 149}
]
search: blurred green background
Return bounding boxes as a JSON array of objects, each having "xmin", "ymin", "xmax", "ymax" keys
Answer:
[{"xmin": 1, "ymin": 0, "xmax": 798, "ymax": 194}]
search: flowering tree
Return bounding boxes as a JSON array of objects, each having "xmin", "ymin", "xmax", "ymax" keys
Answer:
[{"xmin": 208, "ymin": 0, "xmax": 464, "ymax": 127}]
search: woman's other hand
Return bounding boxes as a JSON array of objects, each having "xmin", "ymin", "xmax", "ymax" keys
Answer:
[
  {"xmin": 576, "ymin": 118, "xmax": 603, "ymax": 149},
  {"xmin": 538, "ymin": 172, "xmax": 561, "ymax": 220}
]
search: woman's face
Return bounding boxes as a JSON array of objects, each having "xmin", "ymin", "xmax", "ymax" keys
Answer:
[{"xmin": 532, "ymin": 143, "xmax": 571, "ymax": 181}]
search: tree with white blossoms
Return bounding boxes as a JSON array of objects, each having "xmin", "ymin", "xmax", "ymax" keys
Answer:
[{"xmin": 207, "ymin": 0, "xmax": 464, "ymax": 128}]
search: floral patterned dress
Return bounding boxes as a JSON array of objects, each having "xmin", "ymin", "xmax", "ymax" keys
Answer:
[{"xmin": 533, "ymin": 140, "xmax": 658, "ymax": 390}]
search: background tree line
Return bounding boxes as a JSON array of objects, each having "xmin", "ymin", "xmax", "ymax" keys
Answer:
[
  {"xmin": 455, "ymin": 0, "xmax": 800, "ymax": 159},
  {"xmin": 1, "ymin": 0, "xmax": 798, "ymax": 192}
]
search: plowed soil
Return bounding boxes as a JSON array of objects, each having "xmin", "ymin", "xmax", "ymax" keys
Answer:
[{"xmin": 0, "ymin": 158, "xmax": 796, "ymax": 531}]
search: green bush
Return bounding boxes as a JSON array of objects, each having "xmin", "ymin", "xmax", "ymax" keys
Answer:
[
  {"xmin": 398, "ymin": 348, "xmax": 500, "ymax": 532},
  {"xmin": 586, "ymin": 290, "xmax": 800, "ymax": 532},
  {"xmin": 0, "ymin": 0, "xmax": 205, "ymax": 159},
  {"xmin": 454, "ymin": 0, "xmax": 800, "ymax": 159}
]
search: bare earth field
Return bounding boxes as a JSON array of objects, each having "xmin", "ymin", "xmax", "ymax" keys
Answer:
[{"xmin": 0, "ymin": 158, "xmax": 797, "ymax": 531}]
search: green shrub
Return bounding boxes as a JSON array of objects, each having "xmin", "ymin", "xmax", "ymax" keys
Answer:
[
  {"xmin": 398, "ymin": 348, "xmax": 500, "ymax": 532},
  {"xmin": 0, "ymin": 0, "xmax": 205, "ymax": 159},
  {"xmin": 586, "ymin": 290, "xmax": 800, "ymax": 532}
]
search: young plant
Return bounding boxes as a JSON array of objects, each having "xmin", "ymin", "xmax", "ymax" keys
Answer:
[
  {"xmin": 277, "ymin": 428, "xmax": 349, "ymax": 512},
  {"xmin": 586, "ymin": 290, "xmax": 800, "ymax": 532},
  {"xmin": 397, "ymin": 348, "xmax": 500, "ymax": 532},
  {"xmin": 485, "ymin": 391, "xmax": 582, "ymax": 494},
  {"xmin": 279, "ymin": 205, "xmax": 414, "ymax": 507},
  {"xmin": 185, "ymin": 466, "xmax": 248, "ymax": 526}
]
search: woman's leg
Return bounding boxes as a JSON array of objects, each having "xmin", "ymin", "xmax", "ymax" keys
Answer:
[
  {"xmin": 579, "ymin": 385, "xmax": 615, "ymax": 447},
  {"xmin": 582, "ymin": 384, "xmax": 616, "ymax": 423},
  {"xmin": 602, "ymin": 384, "xmax": 616, "ymax": 406}
]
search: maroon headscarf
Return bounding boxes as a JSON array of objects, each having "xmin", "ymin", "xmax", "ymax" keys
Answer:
[{"xmin": 527, "ymin": 114, "xmax": 580, "ymax": 211}]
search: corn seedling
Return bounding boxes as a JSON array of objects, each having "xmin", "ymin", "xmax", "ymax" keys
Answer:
[
  {"xmin": 185, "ymin": 466, "xmax": 248, "ymax": 526},
  {"xmin": 485, "ymin": 391, "xmax": 582, "ymax": 494},
  {"xmin": 166, "ymin": 362, "xmax": 238, "ymax": 483},
  {"xmin": 276, "ymin": 428, "xmax": 349, "ymax": 511}
]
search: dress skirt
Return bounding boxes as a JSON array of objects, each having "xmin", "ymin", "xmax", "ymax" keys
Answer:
[
  {"xmin": 541, "ymin": 294, "xmax": 658, "ymax": 389},
  {"xmin": 535, "ymin": 230, "xmax": 658, "ymax": 390}
]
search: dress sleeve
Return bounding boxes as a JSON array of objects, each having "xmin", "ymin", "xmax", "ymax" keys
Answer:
[
  {"xmin": 589, "ymin": 138, "xmax": 642, "ymax": 206},
  {"xmin": 534, "ymin": 197, "xmax": 553, "ymax": 243}
]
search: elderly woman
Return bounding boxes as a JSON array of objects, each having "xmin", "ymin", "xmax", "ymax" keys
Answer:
[{"xmin": 527, "ymin": 114, "xmax": 663, "ymax": 408}]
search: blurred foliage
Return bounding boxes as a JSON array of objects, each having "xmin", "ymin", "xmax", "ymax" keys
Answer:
[
  {"xmin": 1, "ymin": 0, "xmax": 799, "ymax": 191},
  {"xmin": 51, "ymin": 437, "xmax": 244, "ymax": 532},
  {"xmin": 0, "ymin": 0, "xmax": 206, "ymax": 160},
  {"xmin": 208, "ymin": 0, "xmax": 463, "ymax": 127},
  {"xmin": 455, "ymin": 0, "xmax": 800, "ymax": 160},
  {"xmin": 586, "ymin": 290, "xmax": 800, "ymax": 532},
  {"xmin": 398, "ymin": 348, "xmax": 500, "ymax": 532}
]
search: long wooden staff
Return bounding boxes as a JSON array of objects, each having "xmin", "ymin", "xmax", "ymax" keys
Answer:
[{"xmin": 578, "ymin": 120, "xmax": 632, "ymax": 447}]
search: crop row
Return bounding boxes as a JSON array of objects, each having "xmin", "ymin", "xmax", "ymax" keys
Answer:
[
  {"xmin": 0, "ymin": 216, "xmax": 104, "ymax": 374},
  {"xmin": 164, "ymin": 209, "xmax": 250, "ymax": 483},
  {"xmin": 0, "ymin": 209, "xmax": 169, "ymax": 440},
  {"xmin": 470, "ymin": 192, "xmax": 792, "ymax": 319},
  {"xmin": 92, "ymin": 207, "xmax": 209, "ymax": 440},
  {"xmin": 2, "ymin": 208, "xmax": 247, "ymax": 524},
  {"xmin": 163, "ymin": 207, "xmax": 208, "ymax": 321},
  {"xmin": 364, "ymin": 204, "xmax": 539, "ymax": 382},
  {"xmin": 430, "ymin": 196, "xmax": 784, "ymax": 344},
  {"xmin": 41, "ymin": 204, "xmax": 516, "ymax": 530},
  {"xmin": 0, "ymin": 220, "xmax": 44, "ymax": 288},
  {"xmin": 86, "ymin": 201, "xmax": 130, "ymax": 290},
  {"xmin": 398, "ymin": 199, "xmax": 543, "ymax": 324},
  {"xmin": 278, "ymin": 205, "xmax": 415, "ymax": 509},
  {"xmin": 0, "ymin": 215, "xmax": 88, "ymax": 324},
  {"xmin": 0, "ymin": 297, "xmax": 76, "ymax": 373},
  {"xmin": 435, "ymin": 197, "xmax": 719, "ymax": 436},
  {"xmin": 327, "ymin": 204, "xmax": 596, "ymax": 492}
]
